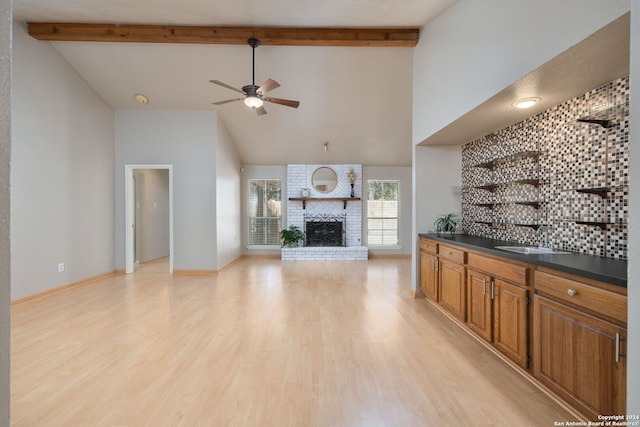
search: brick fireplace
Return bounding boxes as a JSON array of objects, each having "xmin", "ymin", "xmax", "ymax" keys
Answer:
[{"xmin": 282, "ymin": 164, "xmax": 368, "ymax": 261}]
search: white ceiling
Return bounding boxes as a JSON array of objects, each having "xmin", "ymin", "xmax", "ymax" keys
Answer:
[{"xmin": 12, "ymin": 1, "xmax": 630, "ymax": 165}]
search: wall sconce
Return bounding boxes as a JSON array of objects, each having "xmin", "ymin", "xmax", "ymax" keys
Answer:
[
  {"xmin": 323, "ymin": 142, "xmax": 329, "ymax": 152},
  {"xmin": 348, "ymin": 169, "xmax": 356, "ymax": 198}
]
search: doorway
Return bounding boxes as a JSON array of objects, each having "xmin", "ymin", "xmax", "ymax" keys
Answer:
[{"xmin": 125, "ymin": 165, "xmax": 174, "ymax": 274}]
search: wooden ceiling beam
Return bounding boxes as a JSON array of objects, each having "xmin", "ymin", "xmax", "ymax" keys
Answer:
[{"xmin": 27, "ymin": 23, "xmax": 419, "ymax": 47}]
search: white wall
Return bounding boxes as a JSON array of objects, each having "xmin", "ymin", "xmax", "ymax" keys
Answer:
[
  {"xmin": 412, "ymin": 0, "xmax": 630, "ymax": 145},
  {"xmin": 627, "ymin": 0, "xmax": 639, "ymax": 416},
  {"xmin": 11, "ymin": 24, "xmax": 115, "ymax": 300},
  {"xmin": 215, "ymin": 117, "xmax": 242, "ymax": 269},
  {"xmin": 363, "ymin": 166, "xmax": 412, "ymax": 255},
  {"xmin": 0, "ymin": 1, "xmax": 10, "ymax": 424},
  {"xmin": 115, "ymin": 110, "xmax": 219, "ymax": 271},
  {"xmin": 136, "ymin": 169, "xmax": 170, "ymax": 263}
]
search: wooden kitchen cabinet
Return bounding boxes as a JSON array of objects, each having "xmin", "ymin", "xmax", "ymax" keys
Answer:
[
  {"xmin": 466, "ymin": 267, "xmax": 528, "ymax": 368},
  {"xmin": 534, "ymin": 295, "xmax": 626, "ymax": 418},
  {"xmin": 419, "ymin": 238, "xmax": 439, "ymax": 301},
  {"xmin": 466, "ymin": 269, "xmax": 492, "ymax": 341},
  {"xmin": 419, "ymin": 250, "xmax": 438, "ymax": 301},
  {"xmin": 417, "ymin": 236, "xmax": 627, "ymax": 420},
  {"xmin": 534, "ymin": 269, "xmax": 627, "ymax": 419},
  {"xmin": 493, "ymin": 279, "xmax": 528, "ymax": 368},
  {"xmin": 438, "ymin": 258, "xmax": 466, "ymax": 321}
]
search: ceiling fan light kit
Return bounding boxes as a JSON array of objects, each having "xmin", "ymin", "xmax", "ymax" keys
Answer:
[
  {"xmin": 244, "ymin": 96, "xmax": 263, "ymax": 108},
  {"xmin": 210, "ymin": 37, "xmax": 300, "ymax": 115}
]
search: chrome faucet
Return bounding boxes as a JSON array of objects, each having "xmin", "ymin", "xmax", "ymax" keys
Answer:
[{"xmin": 537, "ymin": 225, "xmax": 549, "ymax": 248}]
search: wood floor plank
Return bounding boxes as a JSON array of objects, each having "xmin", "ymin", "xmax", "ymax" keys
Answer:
[{"xmin": 11, "ymin": 258, "xmax": 575, "ymax": 426}]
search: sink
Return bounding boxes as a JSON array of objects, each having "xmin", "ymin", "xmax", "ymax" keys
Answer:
[{"xmin": 494, "ymin": 246, "xmax": 572, "ymax": 255}]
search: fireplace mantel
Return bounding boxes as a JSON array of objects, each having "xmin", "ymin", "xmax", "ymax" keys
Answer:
[{"xmin": 288, "ymin": 197, "xmax": 361, "ymax": 209}]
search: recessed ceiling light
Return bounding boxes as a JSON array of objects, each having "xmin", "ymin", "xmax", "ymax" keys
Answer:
[
  {"xmin": 134, "ymin": 93, "xmax": 149, "ymax": 105},
  {"xmin": 512, "ymin": 97, "xmax": 541, "ymax": 109}
]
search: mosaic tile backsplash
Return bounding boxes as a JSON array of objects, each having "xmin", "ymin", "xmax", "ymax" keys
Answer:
[{"xmin": 462, "ymin": 76, "xmax": 629, "ymax": 259}]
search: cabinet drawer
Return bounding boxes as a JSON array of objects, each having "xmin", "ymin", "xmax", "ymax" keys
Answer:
[
  {"xmin": 467, "ymin": 253, "xmax": 527, "ymax": 286},
  {"xmin": 419, "ymin": 238, "xmax": 438, "ymax": 254},
  {"xmin": 438, "ymin": 244, "xmax": 465, "ymax": 264},
  {"xmin": 534, "ymin": 271, "xmax": 627, "ymax": 324}
]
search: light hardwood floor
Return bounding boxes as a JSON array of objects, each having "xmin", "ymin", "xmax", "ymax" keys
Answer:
[
  {"xmin": 134, "ymin": 256, "xmax": 170, "ymax": 274},
  {"xmin": 12, "ymin": 258, "xmax": 575, "ymax": 426}
]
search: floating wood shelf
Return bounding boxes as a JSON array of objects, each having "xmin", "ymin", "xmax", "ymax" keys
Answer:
[
  {"xmin": 576, "ymin": 102, "xmax": 629, "ymax": 129},
  {"xmin": 474, "ymin": 151, "xmax": 539, "ymax": 170},
  {"xmin": 474, "ymin": 201, "xmax": 543, "ymax": 209},
  {"xmin": 473, "ymin": 221, "xmax": 542, "ymax": 230},
  {"xmin": 289, "ymin": 197, "xmax": 361, "ymax": 209},
  {"xmin": 475, "ymin": 179, "xmax": 541, "ymax": 193},
  {"xmin": 574, "ymin": 221, "xmax": 609, "ymax": 230}
]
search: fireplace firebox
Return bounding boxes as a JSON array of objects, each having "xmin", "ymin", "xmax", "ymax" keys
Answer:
[{"xmin": 304, "ymin": 214, "xmax": 346, "ymax": 247}]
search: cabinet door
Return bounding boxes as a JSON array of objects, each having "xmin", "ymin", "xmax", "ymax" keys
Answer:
[
  {"xmin": 493, "ymin": 279, "xmax": 528, "ymax": 368},
  {"xmin": 466, "ymin": 269, "xmax": 492, "ymax": 342},
  {"xmin": 419, "ymin": 251, "xmax": 438, "ymax": 301},
  {"xmin": 534, "ymin": 295, "xmax": 626, "ymax": 418},
  {"xmin": 438, "ymin": 259, "xmax": 466, "ymax": 321}
]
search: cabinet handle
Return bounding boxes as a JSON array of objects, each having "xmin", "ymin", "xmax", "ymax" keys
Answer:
[
  {"xmin": 435, "ymin": 261, "xmax": 439, "ymax": 272},
  {"xmin": 615, "ymin": 333, "xmax": 620, "ymax": 363},
  {"xmin": 567, "ymin": 289, "xmax": 577, "ymax": 297},
  {"xmin": 490, "ymin": 280, "xmax": 495, "ymax": 300},
  {"xmin": 432, "ymin": 259, "xmax": 435, "ymax": 269}
]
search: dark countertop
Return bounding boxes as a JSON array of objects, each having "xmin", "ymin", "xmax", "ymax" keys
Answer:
[{"xmin": 418, "ymin": 233, "xmax": 627, "ymax": 288}]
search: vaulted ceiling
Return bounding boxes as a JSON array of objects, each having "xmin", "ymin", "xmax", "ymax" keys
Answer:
[
  {"xmin": 13, "ymin": 0, "xmax": 459, "ymax": 166},
  {"xmin": 12, "ymin": 1, "xmax": 631, "ymax": 165}
]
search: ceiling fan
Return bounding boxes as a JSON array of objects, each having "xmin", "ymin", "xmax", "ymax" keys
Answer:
[{"xmin": 210, "ymin": 37, "xmax": 300, "ymax": 116}]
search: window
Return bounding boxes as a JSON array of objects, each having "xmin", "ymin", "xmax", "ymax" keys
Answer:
[
  {"xmin": 248, "ymin": 179, "xmax": 282, "ymax": 246},
  {"xmin": 367, "ymin": 180, "xmax": 399, "ymax": 246}
]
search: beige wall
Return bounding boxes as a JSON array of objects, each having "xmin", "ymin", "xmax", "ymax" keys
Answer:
[
  {"xmin": 0, "ymin": 1, "xmax": 11, "ymax": 424},
  {"xmin": 135, "ymin": 169, "xmax": 170, "ymax": 263},
  {"xmin": 115, "ymin": 110, "xmax": 232, "ymax": 271},
  {"xmin": 215, "ymin": 117, "xmax": 242, "ymax": 269},
  {"xmin": 627, "ymin": 0, "xmax": 639, "ymax": 415},
  {"xmin": 411, "ymin": 145, "xmax": 462, "ymax": 291},
  {"xmin": 412, "ymin": 0, "xmax": 630, "ymax": 145},
  {"xmin": 412, "ymin": 0, "xmax": 637, "ymax": 411},
  {"xmin": 11, "ymin": 24, "xmax": 115, "ymax": 300}
]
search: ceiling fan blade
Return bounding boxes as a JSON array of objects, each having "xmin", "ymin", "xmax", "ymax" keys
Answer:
[
  {"xmin": 209, "ymin": 80, "xmax": 245, "ymax": 95},
  {"xmin": 264, "ymin": 97, "xmax": 300, "ymax": 109},
  {"xmin": 257, "ymin": 79, "xmax": 280, "ymax": 94},
  {"xmin": 256, "ymin": 106, "xmax": 268, "ymax": 116},
  {"xmin": 212, "ymin": 98, "xmax": 243, "ymax": 105}
]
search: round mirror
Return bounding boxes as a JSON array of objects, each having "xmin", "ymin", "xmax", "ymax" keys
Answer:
[{"xmin": 311, "ymin": 167, "xmax": 338, "ymax": 193}]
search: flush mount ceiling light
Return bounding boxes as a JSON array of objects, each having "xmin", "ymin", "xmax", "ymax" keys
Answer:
[
  {"xmin": 134, "ymin": 93, "xmax": 149, "ymax": 105},
  {"xmin": 512, "ymin": 97, "xmax": 541, "ymax": 109}
]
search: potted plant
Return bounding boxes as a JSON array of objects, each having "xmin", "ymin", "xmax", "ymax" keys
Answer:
[
  {"xmin": 280, "ymin": 225, "xmax": 305, "ymax": 248},
  {"xmin": 434, "ymin": 213, "xmax": 460, "ymax": 235}
]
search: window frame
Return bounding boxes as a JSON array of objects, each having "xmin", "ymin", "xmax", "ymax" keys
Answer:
[
  {"xmin": 247, "ymin": 178, "xmax": 282, "ymax": 248},
  {"xmin": 366, "ymin": 179, "xmax": 400, "ymax": 248}
]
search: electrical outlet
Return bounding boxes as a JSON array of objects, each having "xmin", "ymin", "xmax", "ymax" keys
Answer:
[{"xmin": 57, "ymin": 263, "xmax": 65, "ymax": 273}]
